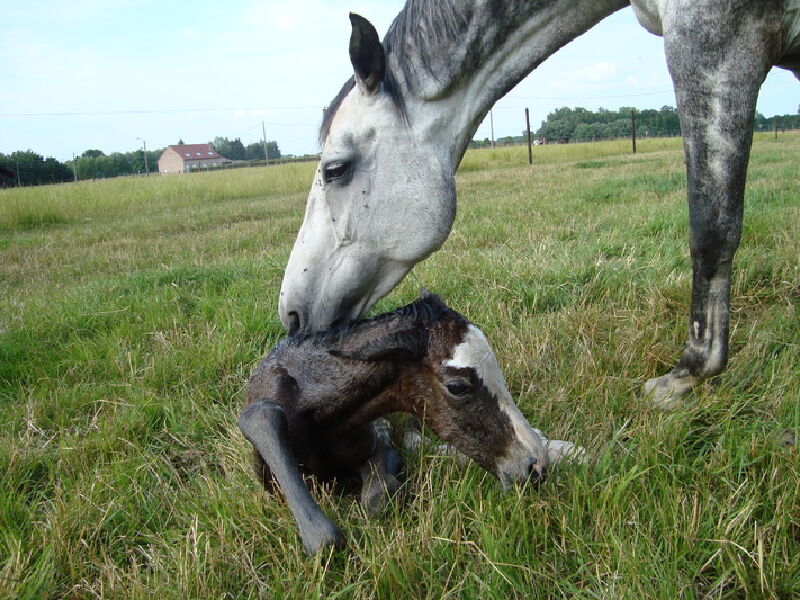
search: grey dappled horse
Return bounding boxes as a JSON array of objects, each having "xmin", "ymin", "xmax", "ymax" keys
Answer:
[{"xmin": 278, "ymin": 0, "xmax": 799, "ymax": 405}]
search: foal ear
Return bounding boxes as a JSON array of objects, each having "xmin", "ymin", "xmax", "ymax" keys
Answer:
[
  {"xmin": 349, "ymin": 13, "xmax": 385, "ymax": 95},
  {"xmin": 329, "ymin": 330, "xmax": 426, "ymax": 363}
]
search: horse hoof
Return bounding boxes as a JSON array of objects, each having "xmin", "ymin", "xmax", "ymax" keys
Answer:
[{"xmin": 643, "ymin": 373, "xmax": 700, "ymax": 409}]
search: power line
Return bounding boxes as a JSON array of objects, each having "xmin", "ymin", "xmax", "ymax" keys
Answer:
[
  {"xmin": 506, "ymin": 89, "xmax": 673, "ymax": 101},
  {"xmin": 0, "ymin": 107, "xmax": 323, "ymax": 118}
]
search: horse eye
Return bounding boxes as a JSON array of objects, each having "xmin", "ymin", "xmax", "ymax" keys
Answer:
[
  {"xmin": 322, "ymin": 161, "xmax": 352, "ymax": 184},
  {"xmin": 446, "ymin": 381, "xmax": 473, "ymax": 397}
]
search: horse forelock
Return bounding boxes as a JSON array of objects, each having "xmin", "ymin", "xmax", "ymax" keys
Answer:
[{"xmin": 319, "ymin": 68, "xmax": 407, "ymax": 145}]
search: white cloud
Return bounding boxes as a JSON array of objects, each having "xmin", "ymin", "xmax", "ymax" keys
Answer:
[{"xmin": 574, "ymin": 61, "xmax": 619, "ymax": 82}]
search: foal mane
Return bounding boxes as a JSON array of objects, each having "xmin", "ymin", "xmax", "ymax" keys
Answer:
[{"xmin": 296, "ymin": 291, "xmax": 459, "ymax": 353}]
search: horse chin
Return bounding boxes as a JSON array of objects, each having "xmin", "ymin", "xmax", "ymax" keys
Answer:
[{"xmin": 280, "ymin": 265, "xmax": 411, "ymax": 334}]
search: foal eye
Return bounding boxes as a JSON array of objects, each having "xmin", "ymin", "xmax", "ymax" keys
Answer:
[
  {"xmin": 445, "ymin": 381, "xmax": 473, "ymax": 397},
  {"xmin": 322, "ymin": 160, "xmax": 352, "ymax": 184}
]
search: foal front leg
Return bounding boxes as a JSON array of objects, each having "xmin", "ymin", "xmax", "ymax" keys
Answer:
[
  {"xmin": 238, "ymin": 399, "xmax": 344, "ymax": 554},
  {"xmin": 644, "ymin": 3, "xmax": 775, "ymax": 406}
]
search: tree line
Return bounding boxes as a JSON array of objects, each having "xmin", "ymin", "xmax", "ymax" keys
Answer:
[
  {"xmin": 210, "ymin": 137, "xmax": 280, "ymax": 162},
  {"xmin": 469, "ymin": 106, "xmax": 800, "ymax": 148},
  {"xmin": 0, "ymin": 136, "xmax": 283, "ymax": 187}
]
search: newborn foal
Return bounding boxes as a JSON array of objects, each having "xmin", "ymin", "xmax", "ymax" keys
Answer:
[{"xmin": 239, "ymin": 292, "xmax": 553, "ymax": 554}]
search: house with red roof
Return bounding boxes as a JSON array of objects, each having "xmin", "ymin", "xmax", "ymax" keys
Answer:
[{"xmin": 157, "ymin": 143, "xmax": 229, "ymax": 173}]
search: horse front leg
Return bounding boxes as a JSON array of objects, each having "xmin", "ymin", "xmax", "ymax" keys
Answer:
[
  {"xmin": 238, "ymin": 399, "xmax": 344, "ymax": 554},
  {"xmin": 644, "ymin": 3, "xmax": 775, "ymax": 406}
]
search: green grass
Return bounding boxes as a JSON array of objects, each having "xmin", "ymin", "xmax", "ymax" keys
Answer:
[{"xmin": 1, "ymin": 134, "xmax": 798, "ymax": 599}]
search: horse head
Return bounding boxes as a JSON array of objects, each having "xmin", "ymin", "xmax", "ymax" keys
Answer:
[{"xmin": 279, "ymin": 14, "xmax": 457, "ymax": 333}]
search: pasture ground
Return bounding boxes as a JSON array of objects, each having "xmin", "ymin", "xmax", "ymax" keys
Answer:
[{"xmin": 1, "ymin": 134, "xmax": 798, "ymax": 599}]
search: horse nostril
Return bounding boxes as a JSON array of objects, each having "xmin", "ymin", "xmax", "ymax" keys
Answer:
[
  {"xmin": 286, "ymin": 311, "xmax": 301, "ymax": 335},
  {"xmin": 528, "ymin": 462, "xmax": 547, "ymax": 485}
]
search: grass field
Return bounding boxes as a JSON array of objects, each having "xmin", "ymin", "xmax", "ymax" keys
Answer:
[{"xmin": 1, "ymin": 134, "xmax": 798, "ymax": 599}]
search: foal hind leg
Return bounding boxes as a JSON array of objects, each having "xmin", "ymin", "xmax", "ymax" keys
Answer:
[
  {"xmin": 358, "ymin": 419, "xmax": 401, "ymax": 516},
  {"xmin": 644, "ymin": 4, "xmax": 775, "ymax": 406},
  {"xmin": 239, "ymin": 399, "xmax": 344, "ymax": 554}
]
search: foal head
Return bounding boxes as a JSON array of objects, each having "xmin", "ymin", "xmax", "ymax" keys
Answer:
[
  {"xmin": 421, "ymin": 312, "xmax": 549, "ymax": 487},
  {"xmin": 332, "ymin": 293, "xmax": 549, "ymax": 487}
]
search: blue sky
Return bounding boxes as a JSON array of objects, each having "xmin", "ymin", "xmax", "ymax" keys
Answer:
[{"xmin": 1, "ymin": 0, "xmax": 797, "ymax": 162}]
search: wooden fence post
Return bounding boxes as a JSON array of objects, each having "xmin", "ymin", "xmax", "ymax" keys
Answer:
[{"xmin": 525, "ymin": 108, "xmax": 533, "ymax": 165}]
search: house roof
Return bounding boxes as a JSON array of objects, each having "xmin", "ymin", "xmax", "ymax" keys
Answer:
[{"xmin": 166, "ymin": 143, "xmax": 223, "ymax": 161}]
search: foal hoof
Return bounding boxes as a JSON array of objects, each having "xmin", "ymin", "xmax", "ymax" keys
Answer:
[{"xmin": 302, "ymin": 522, "xmax": 345, "ymax": 556}]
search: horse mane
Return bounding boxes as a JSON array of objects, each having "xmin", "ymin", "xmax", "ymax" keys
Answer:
[{"xmin": 383, "ymin": 0, "xmax": 475, "ymax": 98}]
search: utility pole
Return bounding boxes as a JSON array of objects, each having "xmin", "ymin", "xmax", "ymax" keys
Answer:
[
  {"xmin": 525, "ymin": 108, "xmax": 533, "ymax": 165},
  {"xmin": 490, "ymin": 109, "xmax": 495, "ymax": 148},
  {"xmin": 72, "ymin": 153, "xmax": 78, "ymax": 182},
  {"xmin": 631, "ymin": 108, "xmax": 637, "ymax": 154},
  {"xmin": 262, "ymin": 121, "xmax": 270, "ymax": 166},
  {"xmin": 137, "ymin": 137, "xmax": 149, "ymax": 175}
]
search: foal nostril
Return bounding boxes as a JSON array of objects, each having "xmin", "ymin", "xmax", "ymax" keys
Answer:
[
  {"xmin": 286, "ymin": 311, "xmax": 301, "ymax": 335},
  {"xmin": 527, "ymin": 462, "xmax": 547, "ymax": 485}
]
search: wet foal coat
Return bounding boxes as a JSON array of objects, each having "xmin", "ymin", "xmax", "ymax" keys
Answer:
[{"xmin": 239, "ymin": 293, "xmax": 549, "ymax": 554}]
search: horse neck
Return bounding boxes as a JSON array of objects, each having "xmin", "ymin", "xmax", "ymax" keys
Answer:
[{"xmin": 387, "ymin": 0, "xmax": 628, "ymax": 167}]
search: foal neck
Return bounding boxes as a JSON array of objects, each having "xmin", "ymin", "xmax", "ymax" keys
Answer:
[{"xmin": 385, "ymin": 0, "xmax": 627, "ymax": 166}]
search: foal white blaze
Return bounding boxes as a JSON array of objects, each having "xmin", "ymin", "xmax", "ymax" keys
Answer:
[{"xmin": 445, "ymin": 324, "xmax": 548, "ymax": 486}]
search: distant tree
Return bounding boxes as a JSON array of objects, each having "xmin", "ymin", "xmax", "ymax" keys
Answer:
[
  {"xmin": 228, "ymin": 138, "xmax": 247, "ymax": 161},
  {"xmin": 245, "ymin": 141, "xmax": 281, "ymax": 161},
  {"xmin": 0, "ymin": 150, "xmax": 73, "ymax": 186},
  {"xmin": 211, "ymin": 137, "xmax": 233, "ymax": 159},
  {"xmin": 538, "ymin": 118, "xmax": 574, "ymax": 142},
  {"xmin": 70, "ymin": 146, "xmax": 163, "ymax": 180},
  {"xmin": 535, "ymin": 105, "xmax": 681, "ymax": 142},
  {"xmin": 178, "ymin": 138, "xmax": 185, "ymax": 144},
  {"xmin": 0, "ymin": 164, "xmax": 15, "ymax": 188},
  {"xmin": 244, "ymin": 142, "xmax": 262, "ymax": 161}
]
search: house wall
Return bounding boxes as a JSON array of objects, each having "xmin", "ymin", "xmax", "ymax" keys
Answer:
[{"xmin": 158, "ymin": 149, "xmax": 184, "ymax": 174}]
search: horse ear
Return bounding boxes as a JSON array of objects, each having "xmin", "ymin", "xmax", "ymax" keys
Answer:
[
  {"xmin": 329, "ymin": 330, "xmax": 426, "ymax": 362},
  {"xmin": 349, "ymin": 13, "xmax": 385, "ymax": 95}
]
